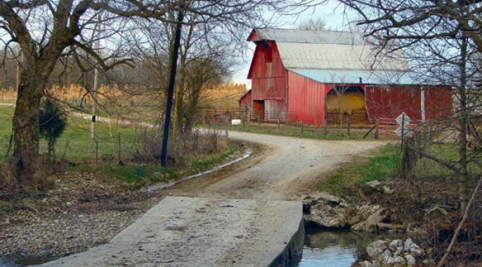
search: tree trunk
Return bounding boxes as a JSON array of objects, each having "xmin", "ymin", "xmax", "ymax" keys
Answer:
[
  {"xmin": 12, "ymin": 77, "xmax": 43, "ymax": 184},
  {"xmin": 458, "ymin": 36, "xmax": 469, "ymax": 215}
]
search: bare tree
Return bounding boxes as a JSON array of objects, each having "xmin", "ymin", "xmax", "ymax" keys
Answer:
[
  {"xmin": 297, "ymin": 17, "xmax": 327, "ymax": 31},
  {"xmin": 0, "ymin": 0, "xmax": 323, "ymax": 185},
  {"xmin": 339, "ymin": 0, "xmax": 482, "ymax": 213}
]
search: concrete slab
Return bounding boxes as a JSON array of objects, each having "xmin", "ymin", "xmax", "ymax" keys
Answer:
[{"xmin": 37, "ymin": 197, "xmax": 304, "ymax": 267}]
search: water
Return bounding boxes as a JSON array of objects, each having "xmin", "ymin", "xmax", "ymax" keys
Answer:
[
  {"xmin": 0, "ymin": 256, "xmax": 54, "ymax": 267},
  {"xmin": 5, "ymin": 229, "xmax": 376, "ymax": 267},
  {"xmin": 292, "ymin": 228, "xmax": 379, "ymax": 267}
]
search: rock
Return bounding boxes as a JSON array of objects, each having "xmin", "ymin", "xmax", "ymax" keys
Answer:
[
  {"xmin": 405, "ymin": 254, "xmax": 416, "ymax": 266},
  {"xmin": 387, "ymin": 256, "xmax": 405, "ymax": 265},
  {"xmin": 348, "ymin": 204, "xmax": 380, "ymax": 226},
  {"xmin": 313, "ymin": 191, "xmax": 342, "ymax": 204},
  {"xmin": 351, "ymin": 208, "xmax": 387, "ymax": 232},
  {"xmin": 394, "ymin": 246, "xmax": 403, "ymax": 256},
  {"xmin": 366, "ymin": 180, "xmax": 381, "ymax": 189},
  {"xmin": 389, "ymin": 239, "xmax": 401, "ymax": 251},
  {"xmin": 403, "ymin": 238, "xmax": 414, "ymax": 252},
  {"xmin": 377, "ymin": 223, "xmax": 406, "ymax": 232},
  {"xmin": 382, "ymin": 185, "xmax": 394, "ymax": 194},
  {"xmin": 305, "ymin": 203, "xmax": 348, "ymax": 228},
  {"xmin": 410, "ymin": 247, "xmax": 423, "ymax": 256},
  {"xmin": 366, "ymin": 240, "xmax": 387, "ymax": 258},
  {"xmin": 379, "ymin": 250, "xmax": 392, "ymax": 264},
  {"xmin": 363, "ymin": 238, "xmax": 427, "ymax": 267}
]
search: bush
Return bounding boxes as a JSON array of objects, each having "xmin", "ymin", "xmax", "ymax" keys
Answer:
[{"xmin": 39, "ymin": 99, "xmax": 67, "ymax": 161}]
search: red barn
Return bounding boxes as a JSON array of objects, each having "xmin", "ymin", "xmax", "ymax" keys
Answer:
[{"xmin": 243, "ymin": 28, "xmax": 452, "ymax": 126}]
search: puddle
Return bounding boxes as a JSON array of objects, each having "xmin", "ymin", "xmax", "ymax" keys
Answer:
[
  {"xmin": 143, "ymin": 149, "xmax": 252, "ymax": 193},
  {"xmin": 292, "ymin": 228, "xmax": 379, "ymax": 267}
]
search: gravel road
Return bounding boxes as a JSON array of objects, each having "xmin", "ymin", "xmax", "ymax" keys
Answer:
[{"xmin": 166, "ymin": 130, "xmax": 386, "ymax": 200}]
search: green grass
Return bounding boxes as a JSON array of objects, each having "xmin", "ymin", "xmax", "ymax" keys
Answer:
[
  {"xmin": 322, "ymin": 145, "xmax": 401, "ymax": 194},
  {"xmin": 190, "ymin": 144, "xmax": 237, "ymax": 173},
  {"xmin": 1, "ymin": 105, "xmax": 240, "ymax": 189},
  {"xmin": 0, "ymin": 105, "xmax": 145, "ymax": 162},
  {"xmin": 412, "ymin": 144, "xmax": 482, "ymax": 178},
  {"xmin": 98, "ymin": 165, "xmax": 179, "ymax": 189}
]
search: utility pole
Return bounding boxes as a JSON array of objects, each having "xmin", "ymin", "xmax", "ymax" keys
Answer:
[
  {"xmin": 91, "ymin": 14, "xmax": 101, "ymax": 140},
  {"xmin": 161, "ymin": 7, "xmax": 184, "ymax": 167}
]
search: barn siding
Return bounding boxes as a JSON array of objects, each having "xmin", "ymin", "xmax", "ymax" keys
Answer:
[
  {"xmin": 288, "ymin": 71, "xmax": 326, "ymax": 126},
  {"xmin": 365, "ymin": 85, "xmax": 452, "ymax": 122},
  {"xmin": 248, "ymin": 41, "xmax": 287, "ymax": 102},
  {"xmin": 425, "ymin": 86, "xmax": 453, "ymax": 120},
  {"xmin": 239, "ymin": 90, "xmax": 252, "ymax": 111}
]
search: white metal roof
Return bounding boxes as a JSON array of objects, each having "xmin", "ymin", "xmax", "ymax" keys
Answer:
[
  {"xmin": 277, "ymin": 43, "xmax": 408, "ymax": 71},
  {"xmin": 252, "ymin": 28, "xmax": 410, "ymax": 74},
  {"xmin": 288, "ymin": 69, "xmax": 420, "ymax": 85},
  {"xmin": 254, "ymin": 28, "xmax": 367, "ymax": 45}
]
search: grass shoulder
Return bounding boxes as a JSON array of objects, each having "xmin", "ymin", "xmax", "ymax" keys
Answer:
[{"xmin": 319, "ymin": 144, "xmax": 401, "ymax": 195}]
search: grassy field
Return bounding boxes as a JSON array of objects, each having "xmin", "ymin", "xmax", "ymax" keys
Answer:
[
  {"xmin": 0, "ymin": 105, "xmax": 239, "ymax": 188},
  {"xmin": 0, "ymin": 105, "xmax": 142, "ymax": 162}
]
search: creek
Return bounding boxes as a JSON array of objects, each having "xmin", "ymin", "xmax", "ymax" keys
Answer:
[{"xmin": 292, "ymin": 228, "xmax": 380, "ymax": 267}]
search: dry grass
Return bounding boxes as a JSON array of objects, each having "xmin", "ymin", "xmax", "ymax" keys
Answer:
[{"xmin": 0, "ymin": 88, "xmax": 16, "ymax": 103}]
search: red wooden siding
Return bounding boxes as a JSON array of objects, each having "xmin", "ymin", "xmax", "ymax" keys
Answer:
[
  {"xmin": 287, "ymin": 71, "xmax": 326, "ymax": 126},
  {"xmin": 248, "ymin": 41, "xmax": 288, "ymax": 118},
  {"xmin": 239, "ymin": 90, "xmax": 252, "ymax": 111},
  {"xmin": 425, "ymin": 86, "xmax": 453, "ymax": 120},
  {"xmin": 365, "ymin": 85, "xmax": 452, "ymax": 122}
]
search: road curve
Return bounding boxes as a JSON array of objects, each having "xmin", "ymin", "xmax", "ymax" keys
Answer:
[{"xmin": 167, "ymin": 130, "xmax": 387, "ymax": 200}]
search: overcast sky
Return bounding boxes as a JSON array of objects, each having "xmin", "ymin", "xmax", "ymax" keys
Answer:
[{"xmin": 231, "ymin": 0, "xmax": 358, "ymax": 87}]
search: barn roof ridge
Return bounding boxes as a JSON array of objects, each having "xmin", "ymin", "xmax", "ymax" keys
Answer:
[{"xmin": 251, "ymin": 28, "xmax": 367, "ymax": 45}]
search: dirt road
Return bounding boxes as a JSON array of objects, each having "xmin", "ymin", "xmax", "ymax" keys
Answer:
[{"xmin": 166, "ymin": 131, "xmax": 386, "ymax": 200}]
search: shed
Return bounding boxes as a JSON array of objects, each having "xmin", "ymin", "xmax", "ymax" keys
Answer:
[
  {"xmin": 239, "ymin": 89, "xmax": 252, "ymax": 111},
  {"xmin": 243, "ymin": 28, "xmax": 452, "ymax": 126}
]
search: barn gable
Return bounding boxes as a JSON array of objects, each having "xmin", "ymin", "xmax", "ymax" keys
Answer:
[{"xmin": 249, "ymin": 28, "xmax": 411, "ymax": 84}]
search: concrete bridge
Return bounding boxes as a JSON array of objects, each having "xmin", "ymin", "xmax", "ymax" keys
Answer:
[{"xmin": 38, "ymin": 197, "xmax": 304, "ymax": 267}]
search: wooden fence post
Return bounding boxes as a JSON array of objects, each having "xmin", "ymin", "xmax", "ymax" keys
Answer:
[
  {"xmin": 324, "ymin": 119, "xmax": 327, "ymax": 137},
  {"xmin": 277, "ymin": 113, "xmax": 280, "ymax": 132},
  {"xmin": 375, "ymin": 119, "xmax": 379, "ymax": 139},
  {"xmin": 118, "ymin": 133, "xmax": 122, "ymax": 165},
  {"xmin": 347, "ymin": 119, "xmax": 351, "ymax": 137},
  {"xmin": 225, "ymin": 117, "xmax": 229, "ymax": 138}
]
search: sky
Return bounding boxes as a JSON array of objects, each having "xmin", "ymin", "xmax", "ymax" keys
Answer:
[{"xmin": 230, "ymin": 0, "xmax": 358, "ymax": 87}]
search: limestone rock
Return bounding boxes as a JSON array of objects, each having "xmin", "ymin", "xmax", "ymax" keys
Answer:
[
  {"xmin": 312, "ymin": 191, "xmax": 342, "ymax": 204},
  {"xmin": 351, "ymin": 208, "xmax": 387, "ymax": 232},
  {"xmin": 362, "ymin": 238, "xmax": 426, "ymax": 267},
  {"xmin": 306, "ymin": 203, "xmax": 348, "ymax": 228},
  {"xmin": 366, "ymin": 240, "xmax": 387, "ymax": 258},
  {"xmin": 366, "ymin": 180, "xmax": 381, "ymax": 187},
  {"xmin": 348, "ymin": 204, "xmax": 380, "ymax": 226}
]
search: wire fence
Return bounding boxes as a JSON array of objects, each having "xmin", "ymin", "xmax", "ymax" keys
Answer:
[{"xmin": 201, "ymin": 109, "xmax": 375, "ymax": 139}]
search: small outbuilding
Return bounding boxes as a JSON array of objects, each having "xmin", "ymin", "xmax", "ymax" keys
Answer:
[{"xmin": 242, "ymin": 28, "xmax": 452, "ymax": 126}]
